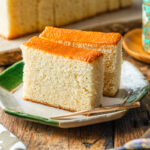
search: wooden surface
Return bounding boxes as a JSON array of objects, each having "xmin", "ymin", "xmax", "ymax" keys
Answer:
[
  {"xmin": 0, "ymin": 0, "xmax": 142, "ymax": 66},
  {"xmin": 0, "ymin": 50, "xmax": 150, "ymax": 150},
  {"xmin": 123, "ymin": 28, "xmax": 150, "ymax": 64}
]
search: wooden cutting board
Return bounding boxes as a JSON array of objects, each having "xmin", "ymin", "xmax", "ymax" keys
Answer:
[{"xmin": 0, "ymin": 0, "xmax": 142, "ymax": 66}]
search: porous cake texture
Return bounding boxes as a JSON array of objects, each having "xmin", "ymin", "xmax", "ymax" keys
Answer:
[
  {"xmin": 21, "ymin": 36, "xmax": 104, "ymax": 112},
  {"xmin": 40, "ymin": 27, "xmax": 122, "ymax": 96},
  {"xmin": 0, "ymin": 0, "xmax": 133, "ymax": 39}
]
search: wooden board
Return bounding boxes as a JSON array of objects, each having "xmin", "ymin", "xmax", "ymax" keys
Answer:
[{"xmin": 0, "ymin": 0, "xmax": 142, "ymax": 66}]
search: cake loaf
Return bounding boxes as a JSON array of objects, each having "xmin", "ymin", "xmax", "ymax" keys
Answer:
[
  {"xmin": 0, "ymin": 0, "xmax": 133, "ymax": 39},
  {"xmin": 120, "ymin": 0, "xmax": 133, "ymax": 8},
  {"xmin": 40, "ymin": 27, "xmax": 122, "ymax": 96},
  {"xmin": 0, "ymin": 0, "xmax": 38, "ymax": 39},
  {"xmin": 38, "ymin": 0, "xmax": 54, "ymax": 31},
  {"xmin": 108, "ymin": 0, "xmax": 120, "ymax": 11},
  {"xmin": 21, "ymin": 36, "xmax": 104, "ymax": 111}
]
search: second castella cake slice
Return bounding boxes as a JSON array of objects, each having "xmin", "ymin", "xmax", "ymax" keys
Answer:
[
  {"xmin": 40, "ymin": 27, "xmax": 122, "ymax": 96},
  {"xmin": 21, "ymin": 36, "xmax": 104, "ymax": 112}
]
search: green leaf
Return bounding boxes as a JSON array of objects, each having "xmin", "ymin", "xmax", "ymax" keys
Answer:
[
  {"xmin": 125, "ymin": 85, "xmax": 149, "ymax": 104},
  {"xmin": 0, "ymin": 61, "xmax": 24, "ymax": 91},
  {"xmin": 5, "ymin": 109, "xmax": 59, "ymax": 126}
]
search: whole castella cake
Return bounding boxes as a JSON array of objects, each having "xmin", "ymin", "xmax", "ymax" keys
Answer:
[
  {"xmin": 40, "ymin": 27, "xmax": 122, "ymax": 96},
  {"xmin": 21, "ymin": 36, "xmax": 104, "ymax": 112},
  {"xmin": 0, "ymin": 0, "xmax": 132, "ymax": 39}
]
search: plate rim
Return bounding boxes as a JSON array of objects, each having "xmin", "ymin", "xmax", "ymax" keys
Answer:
[{"xmin": 0, "ymin": 61, "xmax": 149, "ymax": 128}]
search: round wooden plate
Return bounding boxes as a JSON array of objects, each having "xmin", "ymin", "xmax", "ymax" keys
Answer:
[{"xmin": 123, "ymin": 28, "xmax": 150, "ymax": 64}]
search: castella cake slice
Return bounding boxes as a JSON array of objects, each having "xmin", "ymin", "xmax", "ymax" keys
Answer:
[
  {"xmin": 21, "ymin": 36, "xmax": 104, "ymax": 112},
  {"xmin": 40, "ymin": 27, "xmax": 122, "ymax": 96}
]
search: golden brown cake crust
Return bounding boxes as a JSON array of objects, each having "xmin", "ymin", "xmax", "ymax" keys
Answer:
[
  {"xmin": 23, "ymin": 36, "xmax": 103, "ymax": 63},
  {"xmin": 0, "ymin": 34, "xmax": 17, "ymax": 40},
  {"xmin": 23, "ymin": 98, "xmax": 102, "ymax": 116},
  {"xmin": 40, "ymin": 26, "xmax": 121, "ymax": 46},
  {"xmin": 0, "ymin": 31, "xmax": 37, "ymax": 40},
  {"xmin": 23, "ymin": 98, "xmax": 76, "ymax": 112},
  {"xmin": 103, "ymin": 88, "xmax": 119, "ymax": 97}
]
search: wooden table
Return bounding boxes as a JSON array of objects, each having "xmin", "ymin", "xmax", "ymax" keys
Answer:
[{"xmin": 0, "ymin": 50, "xmax": 149, "ymax": 150}]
